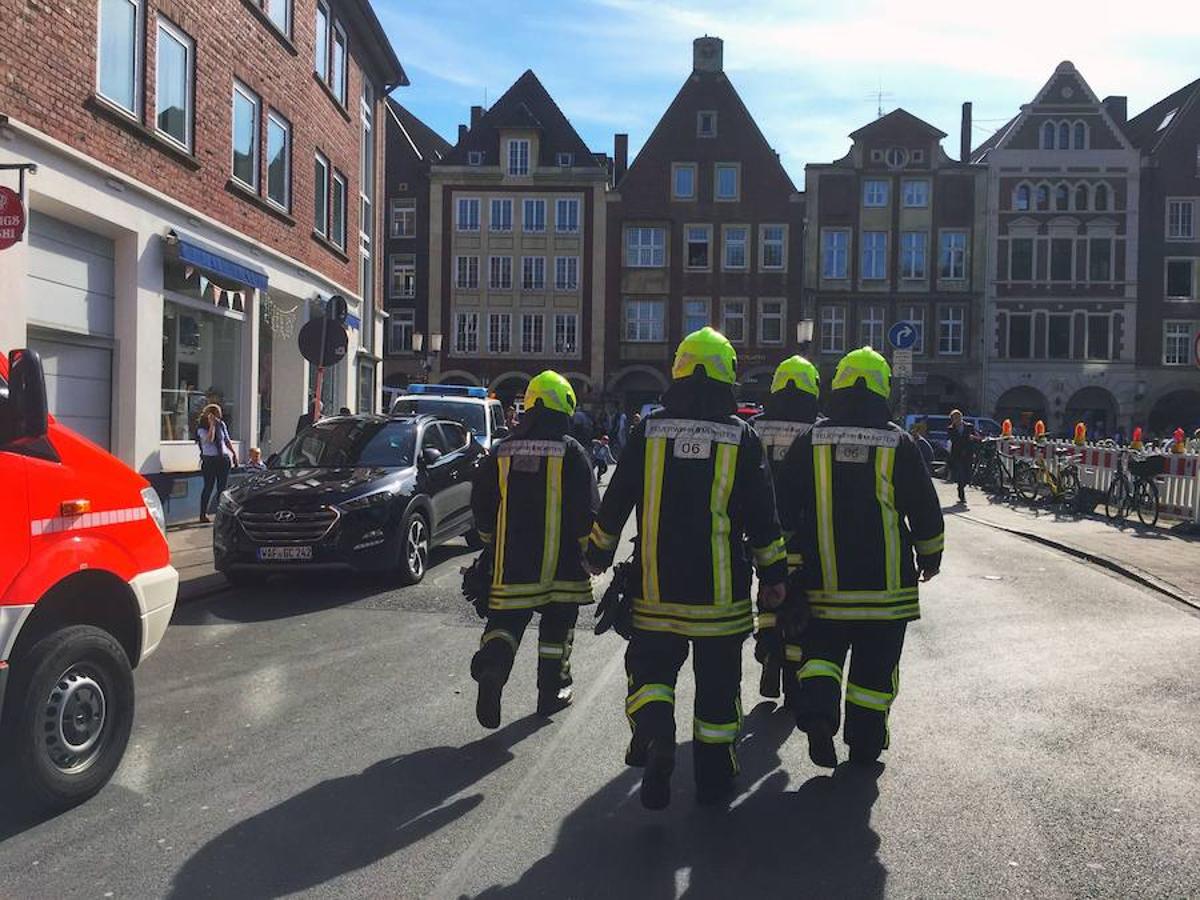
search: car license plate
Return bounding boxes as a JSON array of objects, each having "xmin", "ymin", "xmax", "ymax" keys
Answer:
[{"xmin": 257, "ymin": 546, "xmax": 313, "ymax": 561}]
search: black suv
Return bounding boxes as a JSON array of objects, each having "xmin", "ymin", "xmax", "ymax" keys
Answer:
[{"xmin": 214, "ymin": 414, "xmax": 484, "ymax": 585}]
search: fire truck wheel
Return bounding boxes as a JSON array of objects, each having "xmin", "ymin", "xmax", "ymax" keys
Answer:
[{"xmin": 8, "ymin": 625, "xmax": 135, "ymax": 811}]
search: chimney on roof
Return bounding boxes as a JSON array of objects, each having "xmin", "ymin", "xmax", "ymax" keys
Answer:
[
  {"xmin": 693, "ymin": 36, "xmax": 723, "ymax": 74},
  {"xmin": 960, "ymin": 101, "xmax": 973, "ymax": 163},
  {"xmin": 1103, "ymin": 95, "xmax": 1127, "ymax": 125},
  {"xmin": 458, "ymin": 123, "xmax": 468, "ymax": 144},
  {"xmin": 614, "ymin": 133, "xmax": 629, "ymax": 184},
  {"xmin": 470, "ymin": 105, "xmax": 483, "ymax": 128}
]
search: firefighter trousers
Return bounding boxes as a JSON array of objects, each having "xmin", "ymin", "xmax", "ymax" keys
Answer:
[
  {"xmin": 793, "ymin": 619, "xmax": 907, "ymax": 757},
  {"xmin": 624, "ymin": 629, "xmax": 745, "ymax": 789},
  {"xmin": 472, "ymin": 604, "xmax": 578, "ymax": 697}
]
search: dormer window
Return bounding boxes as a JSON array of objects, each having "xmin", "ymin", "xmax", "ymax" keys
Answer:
[
  {"xmin": 884, "ymin": 147, "xmax": 909, "ymax": 169},
  {"xmin": 697, "ymin": 111, "xmax": 717, "ymax": 138},
  {"xmin": 507, "ymin": 139, "xmax": 530, "ymax": 176},
  {"xmin": 556, "ymin": 152, "xmax": 573, "ymax": 168},
  {"xmin": 468, "ymin": 151, "xmax": 483, "ymax": 167}
]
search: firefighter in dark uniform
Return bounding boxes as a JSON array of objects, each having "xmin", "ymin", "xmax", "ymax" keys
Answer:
[
  {"xmin": 776, "ymin": 347, "xmax": 944, "ymax": 768},
  {"xmin": 586, "ymin": 328, "xmax": 787, "ymax": 809},
  {"xmin": 471, "ymin": 371, "xmax": 600, "ymax": 729},
  {"xmin": 752, "ymin": 355, "xmax": 821, "ymax": 705}
]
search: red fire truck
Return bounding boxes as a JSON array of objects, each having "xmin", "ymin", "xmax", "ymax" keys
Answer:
[{"xmin": 0, "ymin": 348, "xmax": 178, "ymax": 809}]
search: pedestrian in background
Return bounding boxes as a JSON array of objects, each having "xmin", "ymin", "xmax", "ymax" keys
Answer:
[
  {"xmin": 947, "ymin": 409, "xmax": 977, "ymax": 504},
  {"xmin": 197, "ymin": 403, "xmax": 237, "ymax": 523},
  {"xmin": 591, "ymin": 434, "xmax": 616, "ymax": 484}
]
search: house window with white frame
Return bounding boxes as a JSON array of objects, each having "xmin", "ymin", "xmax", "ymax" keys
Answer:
[
  {"xmin": 822, "ymin": 230, "xmax": 849, "ymax": 279},
  {"xmin": 521, "ymin": 313, "xmax": 545, "ymax": 354},
  {"xmin": 902, "ymin": 305, "xmax": 925, "ymax": 353},
  {"xmin": 820, "ymin": 306, "xmax": 846, "ymax": 354},
  {"xmin": 554, "ymin": 256, "xmax": 578, "ymax": 291},
  {"xmin": 938, "ymin": 306, "xmax": 965, "ymax": 355},
  {"xmin": 863, "ymin": 180, "xmax": 889, "ymax": 207},
  {"xmin": 861, "ymin": 305, "xmax": 885, "ymax": 348},
  {"xmin": 490, "ymin": 198, "xmax": 513, "ymax": 232},
  {"xmin": 555, "ymin": 198, "xmax": 580, "ymax": 233},
  {"xmin": 389, "ymin": 254, "xmax": 415, "ymax": 300},
  {"xmin": 1088, "ymin": 237, "xmax": 1113, "ymax": 282},
  {"xmin": 1167, "ymin": 259, "xmax": 1198, "ymax": 300},
  {"xmin": 697, "ymin": 111, "xmax": 717, "ymax": 137},
  {"xmin": 556, "ymin": 152, "xmax": 573, "ymax": 168},
  {"xmin": 760, "ymin": 225, "xmax": 786, "ymax": 270},
  {"xmin": 901, "ymin": 231, "xmax": 928, "ymax": 279},
  {"xmin": 673, "ymin": 164, "xmax": 697, "ymax": 200},
  {"xmin": 454, "ymin": 312, "xmax": 479, "ymax": 354},
  {"xmin": 715, "ymin": 164, "xmax": 739, "ymax": 201},
  {"xmin": 390, "ymin": 198, "xmax": 416, "ymax": 238},
  {"xmin": 507, "ymin": 139, "xmax": 530, "ymax": 176},
  {"xmin": 457, "ymin": 197, "xmax": 480, "ymax": 232},
  {"xmin": 488, "ymin": 313, "xmax": 512, "ymax": 354},
  {"xmin": 98, "ymin": 0, "xmax": 143, "ymax": 114},
  {"xmin": 939, "ymin": 231, "xmax": 967, "ymax": 279},
  {"xmin": 1168, "ymin": 199, "xmax": 1196, "ymax": 240},
  {"xmin": 683, "ymin": 299, "xmax": 709, "ymax": 334},
  {"xmin": 522, "ymin": 256, "xmax": 546, "ymax": 291},
  {"xmin": 722, "ymin": 299, "xmax": 747, "ymax": 344},
  {"xmin": 313, "ymin": 154, "xmax": 329, "ymax": 235},
  {"xmin": 624, "ymin": 299, "xmax": 666, "ymax": 342},
  {"xmin": 554, "ymin": 313, "xmax": 578, "ymax": 354},
  {"xmin": 265, "ymin": 110, "xmax": 290, "ymax": 210},
  {"xmin": 686, "ymin": 225, "xmax": 711, "ymax": 269},
  {"xmin": 455, "ymin": 255, "xmax": 479, "ymax": 289},
  {"xmin": 902, "ymin": 179, "xmax": 929, "ymax": 208},
  {"xmin": 523, "ymin": 198, "xmax": 546, "ymax": 232},
  {"xmin": 330, "ymin": 170, "xmax": 347, "ymax": 249},
  {"xmin": 723, "ymin": 226, "xmax": 748, "ymax": 270},
  {"xmin": 489, "ymin": 256, "xmax": 513, "ymax": 290},
  {"xmin": 759, "ymin": 300, "xmax": 784, "ymax": 345},
  {"xmin": 331, "ymin": 23, "xmax": 347, "ymax": 104},
  {"xmin": 861, "ymin": 231, "xmax": 887, "ymax": 280},
  {"xmin": 155, "ymin": 17, "xmax": 193, "ymax": 150},
  {"xmin": 626, "ymin": 227, "xmax": 665, "ymax": 267},
  {"xmin": 264, "ymin": 0, "xmax": 290, "ymax": 36},
  {"xmin": 1164, "ymin": 321, "xmax": 1192, "ymax": 365},
  {"xmin": 1007, "ymin": 313, "xmax": 1032, "ymax": 359},
  {"xmin": 231, "ymin": 82, "xmax": 260, "ymax": 190},
  {"xmin": 389, "ymin": 308, "xmax": 414, "ymax": 354},
  {"xmin": 1047, "ymin": 314, "xmax": 1072, "ymax": 359},
  {"xmin": 1085, "ymin": 314, "xmax": 1112, "ymax": 361}
]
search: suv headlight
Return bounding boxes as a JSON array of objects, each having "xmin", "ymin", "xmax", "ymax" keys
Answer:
[
  {"xmin": 140, "ymin": 486, "xmax": 167, "ymax": 537},
  {"xmin": 217, "ymin": 490, "xmax": 241, "ymax": 516},
  {"xmin": 339, "ymin": 486, "xmax": 399, "ymax": 511}
]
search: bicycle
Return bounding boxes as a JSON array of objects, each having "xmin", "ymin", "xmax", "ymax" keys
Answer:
[
  {"xmin": 1105, "ymin": 450, "xmax": 1161, "ymax": 527},
  {"xmin": 1013, "ymin": 445, "xmax": 1080, "ymax": 508},
  {"xmin": 972, "ymin": 438, "xmax": 1012, "ymax": 495}
]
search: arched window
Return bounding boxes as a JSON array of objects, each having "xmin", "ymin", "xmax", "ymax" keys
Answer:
[
  {"xmin": 1094, "ymin": 183, "xmax": 1109, "ymax": 211},
  {"xmin": 1042, "ymin": 121, "xmax": 1057, "ymax": 149},
  {"xmin": 1074, "ymin": 184, "xmax": 1089, "ymax": 210},
  {"xmin": 1058, "ymin": 122, "xmax": 1071, "ymax": 150},
  {"xmin": 1036, "ymin": 184, "xmax": 1051, "ymax": 211},
  {"xmin": 1055, "ymin": 184, "xmax": 1070, "ymax": 211},
  {"xmin": 1073, "ymin": 121, "xmax": 1087, "ymax": 149},
  {"xmin": 1015, "ymin": 183, "xmax": 1031, "ymax": 211}
]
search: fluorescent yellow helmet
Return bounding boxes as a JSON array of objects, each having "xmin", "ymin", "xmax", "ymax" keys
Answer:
[
  {"xmin": 524, "ymin": 370, "xmax": 577, "ymax": 416},
  {"xmin": 671, "ymin": 327, "xmax": 737, "ymax": 385},
  {"xmin": 770, "ymin": 355, "xmax": 820, "ymax": 397},
  {"xmin": 831, "ymin": 346, "xmax": 892, "ymax": 399}
]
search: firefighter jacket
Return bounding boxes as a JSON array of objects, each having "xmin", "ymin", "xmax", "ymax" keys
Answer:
[
  {"xmin": 586, "ymin": 410, "xmax": 788, "ymax": 639},
  {"xmin": 472, "ymin": 414, "xmax": 599, "ymax": 610},
  {"xmin": 776, "ymin": 414, "xmax": 944, "ymax": 624}
]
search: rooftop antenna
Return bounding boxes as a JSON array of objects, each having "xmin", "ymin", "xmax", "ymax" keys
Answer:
[{"xmin": 866, "ymin": 79, "xmax": 894, "ymax": 118}]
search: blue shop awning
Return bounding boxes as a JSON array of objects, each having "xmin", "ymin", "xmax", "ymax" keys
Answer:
[{"xmin": 166, "ymin": 229, "xmax": 269, "ymax": 291}]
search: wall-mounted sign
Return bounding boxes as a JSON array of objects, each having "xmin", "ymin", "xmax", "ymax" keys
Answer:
[{"xmin": 0, "ymin": 186, "xmax": 26, "ymax": 251}]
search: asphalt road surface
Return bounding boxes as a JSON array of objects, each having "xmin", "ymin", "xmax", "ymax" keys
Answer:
[{"xmin": 2, "ymin": 513, "xmax": 1200, "ymax": 899}]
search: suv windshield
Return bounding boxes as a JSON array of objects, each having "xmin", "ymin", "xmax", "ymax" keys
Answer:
[
  {"xmin": 276, "ymin": 419, "xmax": 416, "ymax": 468},
  {"xmin": 391, "ymin": 399, "xmax": 485, "ymax": 435}
]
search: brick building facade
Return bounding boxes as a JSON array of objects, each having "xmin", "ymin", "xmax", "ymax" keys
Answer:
[{"xmin": 0, "ymin": 0, "xmax": 404, "ymax": 520}]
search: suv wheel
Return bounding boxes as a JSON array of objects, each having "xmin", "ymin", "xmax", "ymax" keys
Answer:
[
  {"xmin": 4, "ymin": 625, "xmax": 135, "ymax": 811},
  {"xmin": 399, "ymin": 511, "xmax": 430, "ymax": 585}
]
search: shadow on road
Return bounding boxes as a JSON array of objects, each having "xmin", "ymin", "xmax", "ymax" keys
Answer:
[
  {"xmin": 166, "ymin": 714, "xmax": 547, "ymax": 899},
  {"xmin": 473, "ymin": 703, "xmax": 886, "ymax": 899}
]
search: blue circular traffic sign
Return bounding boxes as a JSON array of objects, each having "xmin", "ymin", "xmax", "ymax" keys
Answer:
[{"xmin": 888, "ymin": 321, "xmax": 918, "ymax": 350}]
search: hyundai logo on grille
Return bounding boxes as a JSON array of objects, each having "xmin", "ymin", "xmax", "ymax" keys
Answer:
[{"xmin": 274, "ymin": 510, "xmax": 296, "ymax": 522}]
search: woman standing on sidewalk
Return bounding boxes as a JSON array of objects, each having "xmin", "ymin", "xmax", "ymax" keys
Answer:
[{"xmin": 197, "ymin": 403, "xmax": 237, "ymax": 523}]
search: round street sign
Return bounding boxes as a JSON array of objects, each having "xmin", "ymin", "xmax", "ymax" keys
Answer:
[
  {"xmin": 298, "ymin": 316, "xmax": 349, "ymax": 367},
  {"xmin": 0, "ymin": 186, "xmax": 27, "ymax": 251},
  {"xmin": 888, "ymin": 321, "xmax": 918, "ymax": 350}
]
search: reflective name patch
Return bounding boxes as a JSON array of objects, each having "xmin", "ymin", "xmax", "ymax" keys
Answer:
[
  {"xmin": 812, "ymin": 427, "xmax": 900, "ymax": 449},
  {"xmin": 835, "ymin": 444, "xmax": 870, "ymax": 464},
  {"xmin": 497, "ymin": 440, "xmax": 566, "ymax": 458},
  {"xmin": 512, "ymin": 455, "xmax": 542, "ymax": 472},
  {"xmin": 646, "ymin": 419, "xmax": 741, "ymax": 446},
  {"xmin": 673, "ymin": 438, "xmax": 711, "ymax": 460},
  {"xmin": 756, "ymin": 420, "xmax": 812, "ymax": 460}
]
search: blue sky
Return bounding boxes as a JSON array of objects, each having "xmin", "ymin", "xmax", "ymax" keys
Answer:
[{"xmin": 377, "ymin": 0, "xmax": 1200, "ymax": 188}]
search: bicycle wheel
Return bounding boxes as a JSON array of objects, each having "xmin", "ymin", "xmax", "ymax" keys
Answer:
[
  {"xmin": 1058, "ymin": 467, "xmax": 1080, "ymax": 508},
  {"xmin": 1135, "ymin": 479, "xmax": 1159, "ymax": 528},
  {"xmin": 1013, "ymin": 462, "xmax": 1040, "ymax": 503},
  {"xmin": 1105, "ymin": 476, "xmax": 1129, "ymax": 523}
]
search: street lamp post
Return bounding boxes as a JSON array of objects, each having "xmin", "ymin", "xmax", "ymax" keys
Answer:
[{"xmin": 411, "ymin": 332, "xmax": 443, "ymax": 384}]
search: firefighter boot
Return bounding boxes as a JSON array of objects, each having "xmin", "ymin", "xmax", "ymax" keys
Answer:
[
  {"xmin": 536, "ymin": 686, "xmax": 573, "ymax": 717},
  {"xmin": 640, "ymin": 739, "xmax": 675, "ymax": 811},
  {"xmin": 471, "ymin": 647, "xmax": 508, "ymax": 730},
  {"xmin": 758, "ymin": 658, "xmax": 782, "ymax": 700},
  {"xmin": 805, "ymin": 719, "xmax": 838, "ymax": 769}
]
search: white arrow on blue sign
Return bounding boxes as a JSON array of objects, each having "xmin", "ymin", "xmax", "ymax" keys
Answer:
[{"xmin": 888, "ymin": 321, "xmax": 918, "ymax": 350}]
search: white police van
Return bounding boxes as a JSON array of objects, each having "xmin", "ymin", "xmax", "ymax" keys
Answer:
[{"xmin": 389, "ymin": 385, "xmax": 508, "ymax": 450}]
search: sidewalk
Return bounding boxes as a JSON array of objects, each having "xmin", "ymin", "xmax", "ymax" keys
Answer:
[
  {"xmin": 939, "ymin": 480, "xmax": 1200, "ymax": 610},
  {"xmin": 168, "ymin": 522, "xmax": 226, "ymax": 603}
]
